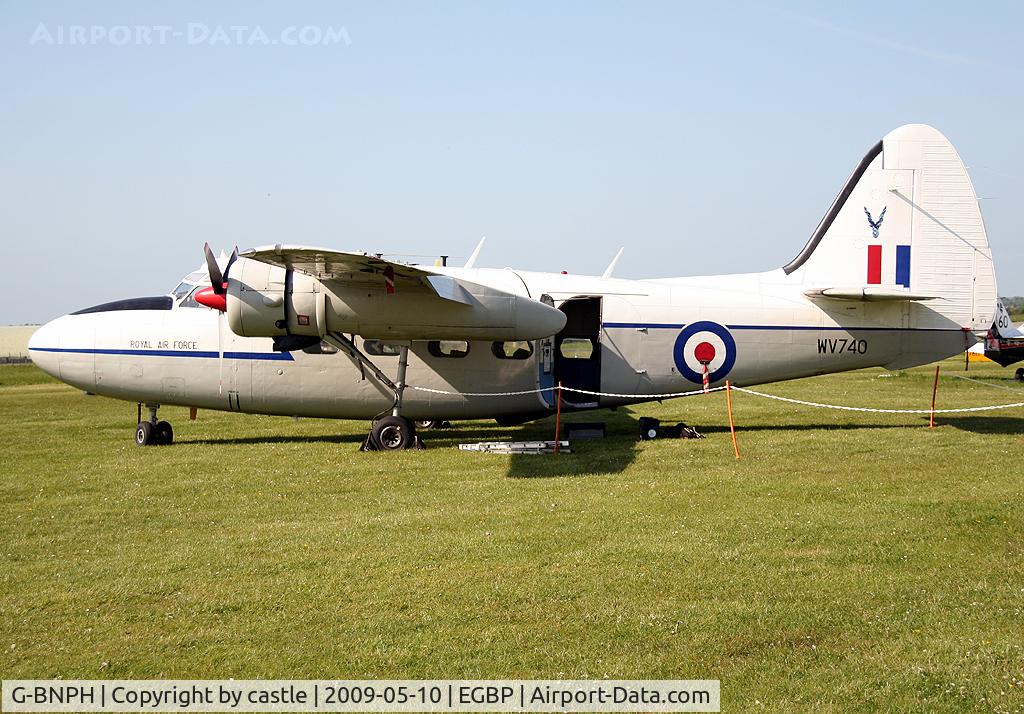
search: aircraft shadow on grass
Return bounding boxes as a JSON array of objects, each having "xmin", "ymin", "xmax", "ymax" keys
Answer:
[
  {"xmin": 424, "ymin": 411, "xmax": 642, "ymax": 479},
  {"xmin": 184, "ymin": 415, "xmax": 640, "ymax": 478},
  {"xmin": 934, "ymin": 416, "xmax": 1024, "ymax": 435},
  {"xmin": 184, "ymin": 433, "xmax": 367, "ymax": 446}
]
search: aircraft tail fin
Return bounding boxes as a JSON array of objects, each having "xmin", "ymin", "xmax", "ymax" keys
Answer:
[
  {"xmin": 784, "ymin": 124, "xmax": 997, "ymax": 331},
  {"xmin": 993, "ymin": 300, "xmax": 1024, "ymax": 339}
]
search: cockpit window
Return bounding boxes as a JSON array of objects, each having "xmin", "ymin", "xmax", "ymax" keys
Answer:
[
  {"xmin": 171, "ymin": 282, "xmax": 194, "ymax": 300},
  {"xmin": 169, "ymin": 268, "xmax": 212, "ymax": 304},
  {"xmin": 178, "ymin": 286, "xmax": 205, "ymax": 308}
]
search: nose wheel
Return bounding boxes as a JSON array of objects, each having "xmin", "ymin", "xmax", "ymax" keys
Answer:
[{"xmin": 135, "ymin": 404, "xmax": 174, "ymax": 446}]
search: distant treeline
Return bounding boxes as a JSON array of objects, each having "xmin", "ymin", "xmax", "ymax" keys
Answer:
[{"xmin": 1002, "ymin": 296, "xmax": 1024, "ymax": 317}]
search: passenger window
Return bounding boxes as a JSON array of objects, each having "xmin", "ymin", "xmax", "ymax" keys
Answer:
[
  {"xmin": 559, "ymin": 338, "xmax": 594, "ymax": 359},
  {"xmin": 491, "ymin": 341, "xmax": 534, "ymax": 360},
  {"xmin": 427, "ymin": 340, "xmax": 470, "ymax": 358},
  {"xmin": 363, "ymin": 340, "xmax": 401, "ymax": 356},
  {"xmin": 302, "ymin": 340, "xmax": 339, "ymax": 355}
]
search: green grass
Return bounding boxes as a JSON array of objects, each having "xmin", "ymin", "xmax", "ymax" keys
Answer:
[
  {"xmin": 0, "ymin": 363, "xmax": 57, "ymax": 387},
  {"xmin": 2, "ymin": 360, "xmax": 1023, "ymax": 712}
]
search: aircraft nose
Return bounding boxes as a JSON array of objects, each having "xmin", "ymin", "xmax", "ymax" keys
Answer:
[{"xmin": 27, "ymin": 319, "xmax": 61, "ymax": 378}]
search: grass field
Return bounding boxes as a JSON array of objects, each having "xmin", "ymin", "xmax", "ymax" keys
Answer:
[{"xmin": 1, "ymin": 360, "xmax": 1023, "ymax": 712}]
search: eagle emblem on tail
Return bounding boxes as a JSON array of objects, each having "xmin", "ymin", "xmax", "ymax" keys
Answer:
[{"xmin": 864, "ymin": 206, "xmax": 887, "ymax": 239}]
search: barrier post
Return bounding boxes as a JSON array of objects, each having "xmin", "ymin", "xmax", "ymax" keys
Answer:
[
  {"xmin": 930, "ymin": 365, "xmax": 940, "ymax": 428},
  {"xmin": 726, "ymin": 380, "xmax": 740, "ymax": 460},
  {"xmin": 553, "ymin": 381, "xmax": 563, "ymax": 453}
]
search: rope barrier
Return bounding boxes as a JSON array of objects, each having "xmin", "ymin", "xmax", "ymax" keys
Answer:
[
  {"xmin": 409, "ymin": 385, "xmax": 557, "ymax": 397},
  {"xmin": 731, "ymin": 386, "xmax": 1024, "ymax": 414},
  {"xmin": 408, "ymin": 383, "xmax": 1023, "ymax": 414},
  {"xmin": 562, "ymin": 385, "xmax": 728, "ymax": 399},
  {"xmin": 950, "ymin": 374, "xmax": 1024, "ymax": 395},
  {"xmin": 408, "ymin": 384, "xmax": 727, "ymax": 399}
]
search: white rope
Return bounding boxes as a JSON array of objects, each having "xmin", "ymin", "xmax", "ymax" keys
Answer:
[
  {"xmin": 409, "ymin": 385, "xmax": 556, "ymax": 397},
  {"xmin": 408, "ymin": 384, "xmax": 726, "ymax": 399},
  {"xmin": 408, "ymin": 383, "xmax": 1024, "ymax": 414},
  {"xmin": 950, "ymin": 374, "xmax": 1024, "ymax": 395},
  {"xmin": 732, "ymin": 386, "xmax": 1024, "ymax": 414},
  {"xmin": 561, "ymin": 385, "xmax": 727, "ymax": 399}
]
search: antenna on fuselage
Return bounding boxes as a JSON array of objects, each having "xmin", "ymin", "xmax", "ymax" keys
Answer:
[
  {"xmin": 464, "ymin": 236, "xmax": 486, "ymax": 268},
  {"xmin": 602, "ymin": 247, "xmax": 625, "ymax": 278}
]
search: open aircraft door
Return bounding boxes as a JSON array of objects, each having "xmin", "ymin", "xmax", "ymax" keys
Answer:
[{"xmin": 539, "ymin": 296, "xmax": 602, "ymax": 409}]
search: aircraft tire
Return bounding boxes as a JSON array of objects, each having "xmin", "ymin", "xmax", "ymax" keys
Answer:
[
  {"xmin": 154, "ymin": 421, "xmax": 174, "ymax": 446},
  {"xmin": 135, "ymin": 421, "xmax": 154, "ymax": 446},
  {"xmin": 371, "ymin": 416, "xmax": 416, "ymax": 450},
  {"xmin": 414, "ymin": 420, "xmax": 438, "ymax": 430}
]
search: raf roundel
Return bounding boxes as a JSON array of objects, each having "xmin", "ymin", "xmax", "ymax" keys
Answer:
[{"xmin": 673, "ymin": 321, "xmax": 737, "ymax": 384}]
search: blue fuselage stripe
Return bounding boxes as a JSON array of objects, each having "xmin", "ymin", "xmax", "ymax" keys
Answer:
[
  {"xmin": 602, "ymin": 322, "xmax": 686, "ymax": 329},
  {"xmin": 29, "ymin": 347, "xmax": 294, "ymax": 361}
]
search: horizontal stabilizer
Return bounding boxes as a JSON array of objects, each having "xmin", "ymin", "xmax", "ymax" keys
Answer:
[{"xmin": 804, "ymin": 287, "xmax": 939, "ymax": 302}]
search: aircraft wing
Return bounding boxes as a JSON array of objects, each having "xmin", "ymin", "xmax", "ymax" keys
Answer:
[{"xmin": 241, "ymin": 245, "xmax": 475, "ymax": 305}]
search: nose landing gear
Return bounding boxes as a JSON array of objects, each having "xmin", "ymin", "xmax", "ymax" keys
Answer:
[{"xmin": 135, "ymin": 403, "xmax": 174, "ymax": 446}]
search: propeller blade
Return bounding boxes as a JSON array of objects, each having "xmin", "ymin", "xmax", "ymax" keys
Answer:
[
  {"xmin": 204, "ymin": 242, "xmax": 226, "ymax": 295},
  {"xmin": 224, "ymin": 246, "xmax": 239, "ymax": 281}
]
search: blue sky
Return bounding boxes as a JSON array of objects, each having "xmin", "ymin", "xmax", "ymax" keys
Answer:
[{"xmin": 1, "ymin": 1, "xmax": 1022, "ymax": 323}]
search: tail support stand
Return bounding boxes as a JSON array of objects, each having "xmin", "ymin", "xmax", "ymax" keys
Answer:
[{"xmin": 930, "ymin": 365, "xmax": 940, "ymax": 428}]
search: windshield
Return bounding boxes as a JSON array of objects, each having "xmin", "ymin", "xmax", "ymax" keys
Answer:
[
  {"xmin": 171, "ymin": 281, "xmax": 194, "ymax": 300},
  {"xmin": 167, "ymin": 266, "xmax": 213, "ymax": 306}
]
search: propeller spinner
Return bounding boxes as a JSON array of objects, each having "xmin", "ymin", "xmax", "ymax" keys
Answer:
[{"xmin": 195, "ymin": 243, "xmax": 237, "ymax": 312}]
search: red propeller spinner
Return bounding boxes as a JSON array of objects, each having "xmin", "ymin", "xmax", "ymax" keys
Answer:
[{"xmin": 196, "ymin": 243, "xmax": 237, "ymax": 312}]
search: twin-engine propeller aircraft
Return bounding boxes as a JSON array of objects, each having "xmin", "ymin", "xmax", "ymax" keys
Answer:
[{"xmin": 29, "ymin": 124, "xmax": 1001, "ymax": 450}]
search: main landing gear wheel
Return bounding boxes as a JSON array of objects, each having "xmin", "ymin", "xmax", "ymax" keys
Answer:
[
  {"xmin": 371, "ymin": 416, "xmax": 416, "ymax": 451},
  {"xmin": 414, "ymin": 419, "xmax": 452, "ymax": 430}
]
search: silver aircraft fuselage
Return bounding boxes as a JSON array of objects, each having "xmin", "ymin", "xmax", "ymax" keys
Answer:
[{"xmin": 28, "ymin": 265, "xmax": 975, "ymax": 423}]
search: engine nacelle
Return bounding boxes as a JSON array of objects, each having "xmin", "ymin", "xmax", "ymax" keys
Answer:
[
  {"xmin": 226, "ymin": 257, "xmax": 566, "ymax": 342},
  {"xmin": 227, "ymin": 258, "xmax": 329, "ymax": 339}
]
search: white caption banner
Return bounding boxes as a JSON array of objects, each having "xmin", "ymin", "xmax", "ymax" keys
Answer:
[{"xmin": 2, "ymin": 680, "xmax": 719, "ymax": 712}]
